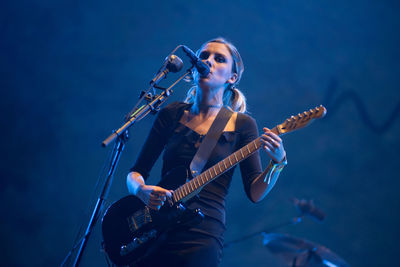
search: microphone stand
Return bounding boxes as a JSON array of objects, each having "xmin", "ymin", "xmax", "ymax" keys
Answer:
[{"xmin": 68, "ymin": 65, "xmax": 192, "ymax": 266}]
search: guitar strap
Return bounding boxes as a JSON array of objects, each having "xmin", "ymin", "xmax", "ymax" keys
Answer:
[{"xmin": 189, "ymin": 106, "xmax": 233, "ymax": 177}]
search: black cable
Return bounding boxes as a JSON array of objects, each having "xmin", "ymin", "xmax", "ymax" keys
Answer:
[{"xmin": 323, "ymin": 79, "xmax": 400, "ymax": 134}]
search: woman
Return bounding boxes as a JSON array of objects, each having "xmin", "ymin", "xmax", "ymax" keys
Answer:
[{"xmin": 127, "ymin": 37, "xmax": 287, "ymax": 266}]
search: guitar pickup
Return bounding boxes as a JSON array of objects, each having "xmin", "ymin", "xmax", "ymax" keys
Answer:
[{"xmin": 120, "ymin": 229, "xmax": 157, "ymax": 256}]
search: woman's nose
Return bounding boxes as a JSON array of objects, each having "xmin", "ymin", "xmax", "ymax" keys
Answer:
[{"xmin": 204, "ymin": 58, "xmax": 212, "ymax": 67}]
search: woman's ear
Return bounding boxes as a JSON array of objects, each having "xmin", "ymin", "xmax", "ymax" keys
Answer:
[{"xmin": 227, "ymin": 73, "xmax": 238, "ymax": 85}]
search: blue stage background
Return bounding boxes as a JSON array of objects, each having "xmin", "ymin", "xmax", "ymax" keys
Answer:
[{"xmin": 1, "ymin": 1, "xmax": 399, "ymax": 266}]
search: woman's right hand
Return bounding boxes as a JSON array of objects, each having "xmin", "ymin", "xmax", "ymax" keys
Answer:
[
  {"xmin": 136, "ymin": 184, "xmax": 173, "ymax": 210},
  {"xmin": 127, "ymin": 171, "xmax": 173, "ymax": 210}
]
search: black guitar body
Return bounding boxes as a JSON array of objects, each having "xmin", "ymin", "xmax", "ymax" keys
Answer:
[{"xmin": 101, "ymin": 166, "xmax": 204, "ymax": 266}]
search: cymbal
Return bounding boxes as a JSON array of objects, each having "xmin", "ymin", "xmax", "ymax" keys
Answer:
[{"xmin": 262, "ymin": 233, "xmax": 350, "ymax": 267}]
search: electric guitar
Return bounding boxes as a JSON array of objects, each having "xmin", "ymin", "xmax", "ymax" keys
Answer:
[{"xmin": 101, "ymin": 105, "xmax": 327, "ymax": 266}]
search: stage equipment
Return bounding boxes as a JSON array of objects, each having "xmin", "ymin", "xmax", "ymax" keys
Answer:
[
  {"xmin": 263, "ymin": 233, "xmax": 350, "ymax": 267},
  {"xmin": 292, "ymin": 198, "xmax": 325, "ymax": 221},
  {"xmin": 224, "ymin": 197, "xmax": 325, "ymax": 248}
]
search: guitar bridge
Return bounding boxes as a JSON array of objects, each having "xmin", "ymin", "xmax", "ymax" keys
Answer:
[
  {"xmin": 120, "ymin": 229, "xmax": 157, "ymax": 256},
  {"xmin": 127, "ymin": 206, "xmax": 153, "ymax": 232}
]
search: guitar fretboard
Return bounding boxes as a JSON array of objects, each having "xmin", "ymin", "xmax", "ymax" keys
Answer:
[
  {"xmin": 170, "ymin": 105, "xmax": 326, "ymax": 204},
  {"xmin": 172, "ymin": 137, "xmax": 263, "ymax": 203}
]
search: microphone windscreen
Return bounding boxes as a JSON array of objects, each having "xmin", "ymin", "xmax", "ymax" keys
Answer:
[{"xmin": 166, "ymin": 55, "xmax": 183, "ymax": 73}]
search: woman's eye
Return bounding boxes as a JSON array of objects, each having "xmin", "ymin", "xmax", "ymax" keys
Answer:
[
  {"xmin": 215, "ymin": 56, "xmax": 226, "ymax": 63},
  {"xmin": 199, "ymin": 52, "xmax": 209, "ymax": 60}
]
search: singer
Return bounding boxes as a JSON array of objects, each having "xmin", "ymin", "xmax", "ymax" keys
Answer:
[{"xmin": 126, "ymin": 37, "xmax": 287, "ymax": 266}]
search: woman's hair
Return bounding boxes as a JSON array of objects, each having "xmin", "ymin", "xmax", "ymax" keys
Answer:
[{"xmin": 184, "ymin": 37, "xmax": 247, "ymax": 113}]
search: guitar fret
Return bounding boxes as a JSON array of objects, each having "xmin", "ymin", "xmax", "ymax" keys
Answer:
[
  {"xmin": 200, "ymin": 174, "xmax": 205, "ymax": 185},
  {"xmin": 253, "ymin": 140, "xmax": 258, "ymax": 149},
  {"xmin": 189, "ymin": 181, "xmax": 194, "ymax": 191},
  {"xmin": 193, "ymin": 178, "xmax": 199, "ymax": 188},
  {"xmin": 234, "ymin": 153, "xmax": 238, "ymax": 162},
  {"xmin": 192, "ymin": 181, "xmax": 196, "ymax": 190},
  {"xmin": 213, "ymin": 167, "xmax": 217, "ymax": 176},
  {"xmin": 178, "ymin": 188, "xmax": 183, "ymax": 199},
  {"xmin": 223, "ymin": 160, "xmax": 227, "ymax": 169},
  {"xmin": 192, "ymin": 181, "xmax": 196, "ymax": 191},
  {"xmin": 185, "ymin": 182, "xmax": 190, "ymax": 195},
  {"xmin": 208, "ymin": 169, "xmax": 212, "ymax": 179},
  {"xmin": 178, "ymin": 186, "xmax": 183, "ymax": 199},
  {"xmin": 246, "ymin": 144, "xmax": 251, "ymax": 154},
  {"xmin": 182, "ymin": 185, "xmax": 188, "ymax": 196},
  {"xmin": 218, "ymin": 162, "xmax": 222, "ymax": 172},
  {"xmin": 181, "ymin": 187, "xmax": 185, "ymax": 198},
  {"xmin": 178, "ymin": 187, "xmax": 183, "ymax": 198},
  {"xmin": 181, "ymin": 185, "xmax": 185, "ymax": 196},
  {"xmin": 240, "ymin": 149, "xmax": 244, "ymax": 158},
  {"xmin": 185, "ymin": 184, "xmax": 191, "ymax": 194},
  {"xmin": 228, "ymin": 157, "xmax": 232, "ymax": 165}
]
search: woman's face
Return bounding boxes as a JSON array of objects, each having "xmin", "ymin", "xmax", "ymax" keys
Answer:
[{"xmin": 195, "ymin": 42, "xmax": 237, "ymax": 91}]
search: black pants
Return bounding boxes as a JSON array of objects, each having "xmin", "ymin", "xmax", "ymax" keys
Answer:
[{"xmin": 134, "ymin": 230, "xmax": 222, "ymax": 267}]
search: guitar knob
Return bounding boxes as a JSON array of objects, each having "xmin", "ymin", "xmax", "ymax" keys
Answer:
[{"xmin": 133, "ymin": 237, "xmax": 142, "ymax": 244}]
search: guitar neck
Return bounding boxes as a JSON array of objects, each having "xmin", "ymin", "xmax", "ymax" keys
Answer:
[
  {"xmin": 171, "ymin": 126, "xmax": 279, "ymax": 203},
  {"xmin": 170, "ymin": 104, "xmax": 327, "ymax": 204}
]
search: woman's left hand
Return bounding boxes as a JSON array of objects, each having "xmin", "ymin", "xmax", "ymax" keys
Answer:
[{"xmin": 261, "ymin": 127, "xmax": 286, "ymax": 163}]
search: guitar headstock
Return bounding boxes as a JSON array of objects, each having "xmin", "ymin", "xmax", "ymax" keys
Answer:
[{"xmin": 274, "ymin": 105, "xmax": 327, "ymax": 136}]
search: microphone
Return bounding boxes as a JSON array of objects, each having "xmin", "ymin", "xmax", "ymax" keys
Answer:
[
  {"xmin": 181, "ymin": 45, "xmax": 210, "ymax": 77},
  {"xmin": 165, "ymin": 54, "xmax": 183, "ymax": 73},
  {"xmin": 150, "ymin": 54, "xmax": 183, "ymax": 86},
  {"xmin": 292, "ymin": 198, "xmax": 325, "ymax": 221}
]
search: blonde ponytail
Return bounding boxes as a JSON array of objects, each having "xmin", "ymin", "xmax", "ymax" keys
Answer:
[
  {"xmin": 230, "ymin": 87, "xmax": 247, "ymax": 113},
  {"xmin": 221, "ymin": 86, "xmax": 247, "ymax": 113}
]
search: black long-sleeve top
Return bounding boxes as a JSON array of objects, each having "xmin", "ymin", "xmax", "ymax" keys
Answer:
[{"xmin": 130, "ymin": 102, "xmax": 263, "ymax": 243}]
